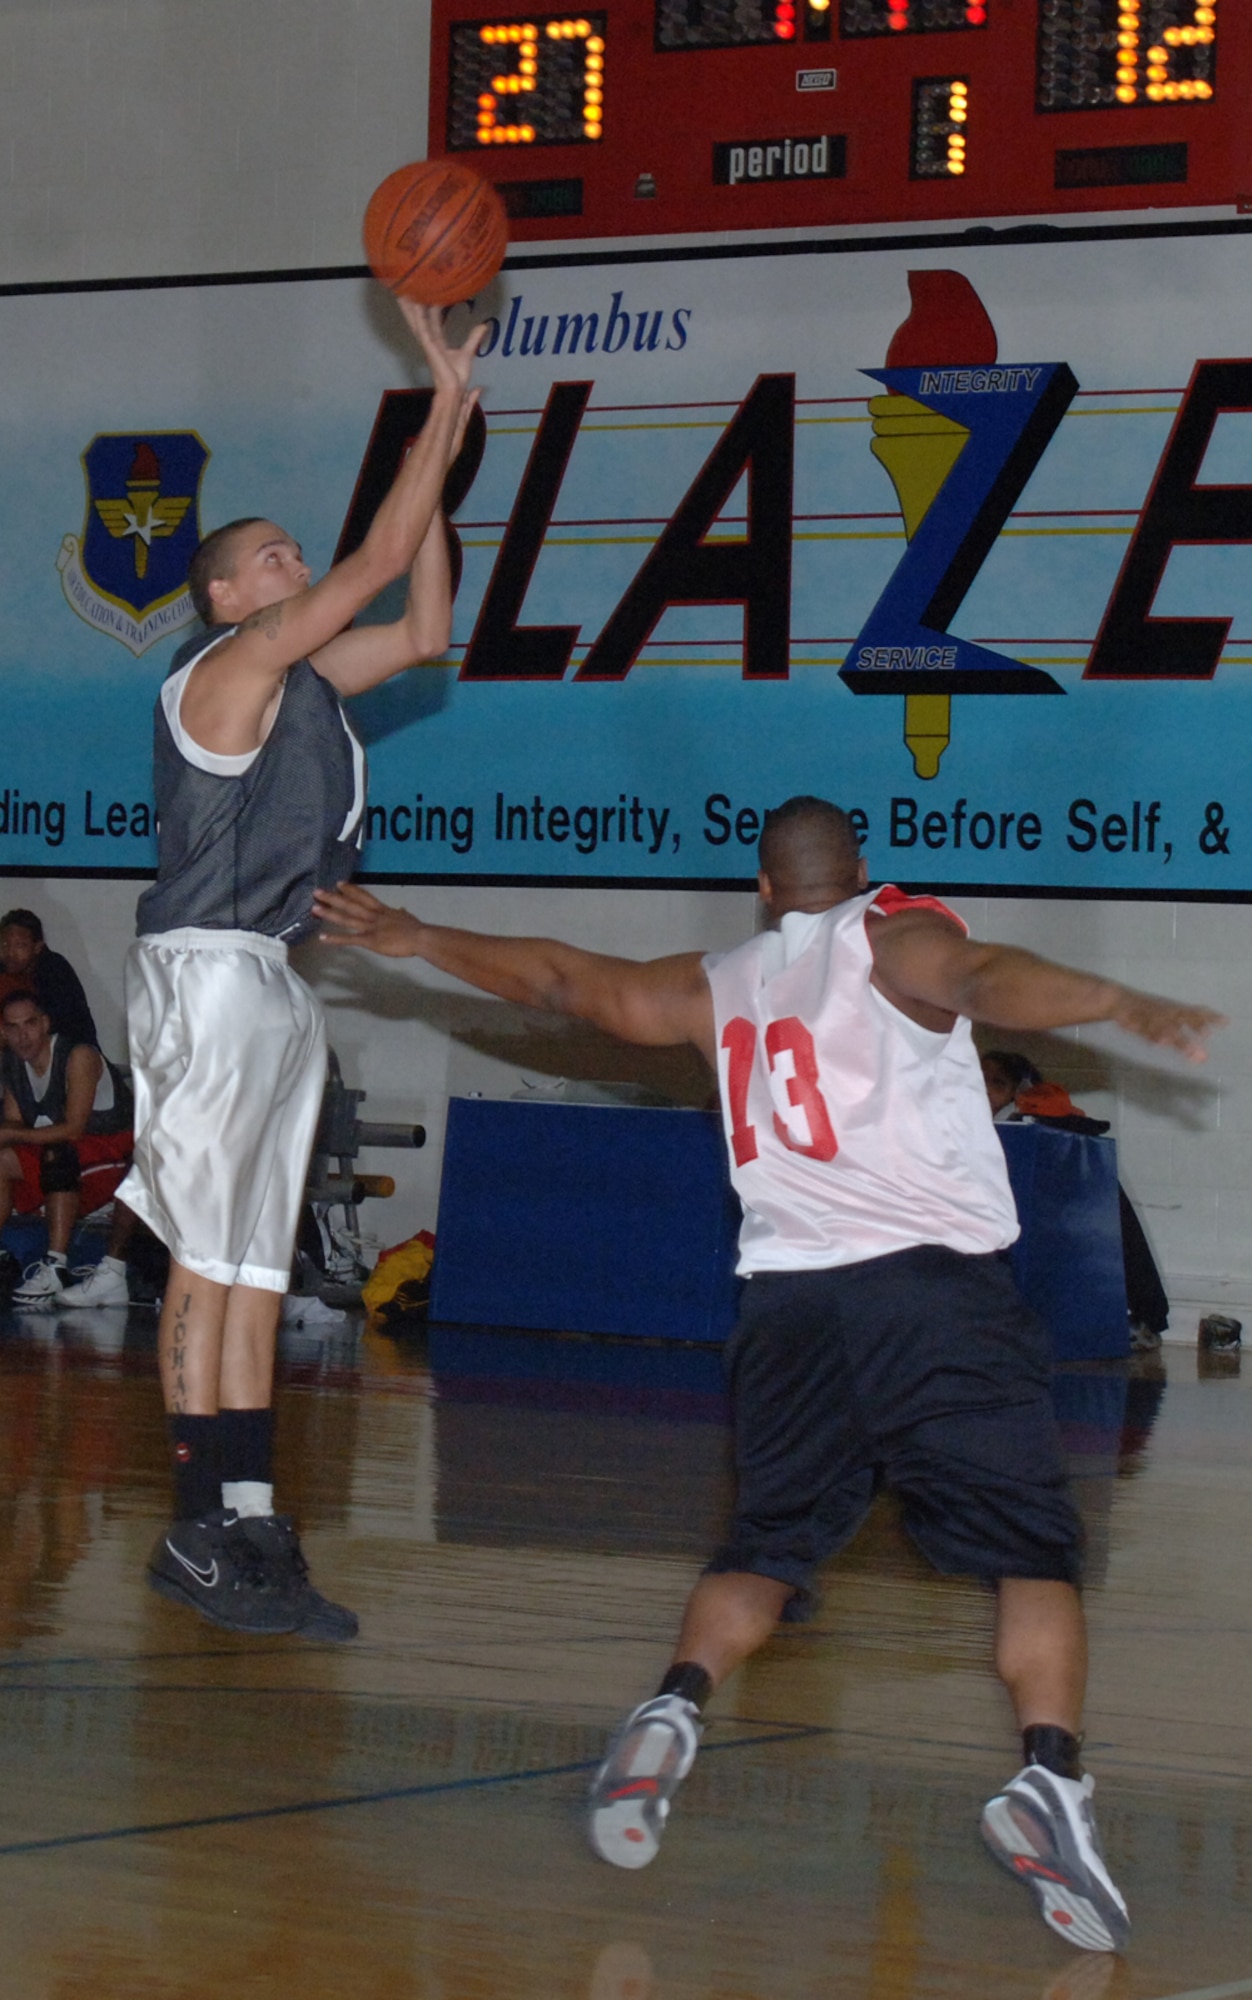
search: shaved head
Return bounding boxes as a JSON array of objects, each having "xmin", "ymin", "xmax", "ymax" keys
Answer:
[
  {"xmin": 758, "ymin": 796, "xmax": 865, "ymax": 917},
  {"xmin": 187, "ymin": 518, "xmax": 269, "ymax": 625}
]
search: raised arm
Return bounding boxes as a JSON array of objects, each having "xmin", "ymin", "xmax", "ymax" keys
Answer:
[
  {"xmin": 313, "ymin": 883, "xmax": 716, "ymax": 1060},
  {"xmin": 309, "ymin": 500, "xmax": 457, "ymax": 698},
  {"xmin": 180, "ymin": 303, "xmax": 482, "ymax": 755},
  {"xmin": 312, "ymin": 306, "xmax": 484, "ymax": 696},
  {"xmin": 869, "ymin": 908, "xmax": 1224, "ymax": 1060}
]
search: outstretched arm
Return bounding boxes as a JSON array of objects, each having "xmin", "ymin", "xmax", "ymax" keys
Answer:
[
  {"xmin": 870, "ymin": 908, "xmax": 1224, "ymax": 1060},
  {"xmin": 313, "ymin": 883, "xmax": 716, "ymax": 1059}
]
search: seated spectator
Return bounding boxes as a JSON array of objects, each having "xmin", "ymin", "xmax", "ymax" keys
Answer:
[
  {"xmin": 0, "ymin": 990, "xmax": 133, "ymax": 1308},
  {"xmin": 984, "ymin": 1052, "xmax": 1112, "ymax": 1135},
  {"xmin": 981, "ymin": 1050, "xmax": 1042, "ymax": 1121},
  {"xmin": 0, "ymin": 908, "xmax": 98, "ymax": 1049},
  {"xmin": 980, "ymin": 1046, "xmax": 1170, "ymax": 1350}
]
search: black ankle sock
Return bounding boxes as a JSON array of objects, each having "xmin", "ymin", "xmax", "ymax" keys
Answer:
[
  {"xmin": 1023, "ymin": 1724, "xmax": 1083, "ymax": 1781},
  {"xmin": 657, "ymin": 1662, "xmax": 713, "ymax": 1711},
  {"xmin": 218, "ymin": 1407, "xmax": 275, "ymax": 1486},
  {"xmin": 168, "ymin": 1414, "xmax": 221, "ymax": 1521}
]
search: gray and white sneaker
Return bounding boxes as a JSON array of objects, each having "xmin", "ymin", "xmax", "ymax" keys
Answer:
[
  {"xmin": 587, "ymin": 1694, "xmax": 703, "ymax": 1869},
  {"xmin": 59, "ymin": 1261, "xmax": 129, "ymax": 1308},
  {"xmin": 147, "ymin": 1511, "xmax": 301, "ymax": 1634},
  {"xmin": 12, "ymin": 1258, "xmax": 67, "ymax": 1309},
  {"xmin": 981, "ymin": 1764, "xmax": 1130, "ymax": 1953}
]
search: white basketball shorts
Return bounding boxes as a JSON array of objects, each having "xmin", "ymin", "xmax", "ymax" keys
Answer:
[{"xmin": 118, "ymin": 928, "xmax": 327, "ymax": 1292}]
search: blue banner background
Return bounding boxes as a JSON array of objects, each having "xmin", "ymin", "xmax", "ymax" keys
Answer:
[{"xmin": 2, "ymin": 230, "xmax": 1251, "ymax": 892}]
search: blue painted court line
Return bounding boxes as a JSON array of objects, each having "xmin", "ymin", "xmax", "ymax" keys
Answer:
[{"xmin": 0, "ymin": 1723, "xmax": 830, "ymax": 1860}]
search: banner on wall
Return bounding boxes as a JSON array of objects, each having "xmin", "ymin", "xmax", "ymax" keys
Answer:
[{"xmin": 3, "ymin": 220, "xmax": 1252, "ymax": 894}]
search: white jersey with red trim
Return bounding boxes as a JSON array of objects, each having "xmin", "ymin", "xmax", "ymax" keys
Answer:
[{"xmin": 703, "ymin": 885, "xmax": 1019, "ymax": 1274}]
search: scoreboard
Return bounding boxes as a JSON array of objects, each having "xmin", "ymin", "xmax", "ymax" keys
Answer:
[{"xmin": 427, "ymin": 0, "xmax": 1250, "ymax": 237}]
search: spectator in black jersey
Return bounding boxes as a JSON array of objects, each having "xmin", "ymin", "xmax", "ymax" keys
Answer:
[
  {"xmin": 0, "ymin": 909, "xmax": 98, "ymax": 1048},
  {"xmin": 0, "ymin": 989, "xmax": 132, "ymax": 1306}
]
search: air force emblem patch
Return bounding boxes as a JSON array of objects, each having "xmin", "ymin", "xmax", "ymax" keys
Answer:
[{"xmin": 57, "ymin": 432, "xmax": 209, "ymax": 655}]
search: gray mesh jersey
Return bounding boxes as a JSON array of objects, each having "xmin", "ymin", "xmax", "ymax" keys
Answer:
[{"xmin": 135, "ymin": 628, "xmax": 366, "ymax": 945}]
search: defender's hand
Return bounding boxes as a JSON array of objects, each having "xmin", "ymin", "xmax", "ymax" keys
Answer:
[
  {"xmin": 314, "ymin": 882, "xmax": 423, "ymax": 957},
  {"xmin": 1110, "ymin": 988, "xmax": 1226, "ymax": 1061}
]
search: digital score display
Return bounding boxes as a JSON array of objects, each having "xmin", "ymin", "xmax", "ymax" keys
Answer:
[
  {"xmin": 448, "ymin": 14, "xmax": 606, "ymax": 149},
  {"xmin": 656, "ymin": 0, "xmax": 831, "ymax": 52},
  {"xmin": 429, "ymin": 0, "xmax": 1249, "ymax": 237},
  {"xmin": 911, "ymin": 74, "xmax": 969, "ymax": 177},
  {"xmin": 840, "ymin": 1, "xmax": 986, "ymax": 36},
  {"xmin": 1038, "ymin": 0, "xmax": 1216, "ymax": 111}
]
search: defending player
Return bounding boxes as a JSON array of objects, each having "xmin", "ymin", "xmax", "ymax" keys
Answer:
[
  {"xmin": 121, "ymin": 300, "xmax": 481, "ymax": 1640},
  {"xmin": 314, "ymin": 797, "xmax": 1222, "ymax": 1952}
]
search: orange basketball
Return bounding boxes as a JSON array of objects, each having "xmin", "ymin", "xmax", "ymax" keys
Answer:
[{"xmin": 363, "ymin": 160, "xmax": 509, "ymax": 307}]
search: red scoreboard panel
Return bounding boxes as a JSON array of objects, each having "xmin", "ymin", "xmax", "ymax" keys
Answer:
[{"xmin": 427, "ymin": 0, "xmax": 1250, "ymax": 238}]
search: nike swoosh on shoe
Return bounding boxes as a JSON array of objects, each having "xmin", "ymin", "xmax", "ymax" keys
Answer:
[{"xmin": 166, "ymin": 1542, "xmax": 219, "ymax": 1587}]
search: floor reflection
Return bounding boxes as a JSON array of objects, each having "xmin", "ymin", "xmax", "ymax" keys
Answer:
[{"xmin": 3, "ymin": 1308, "xmax": 1252, "ymax": 1997}]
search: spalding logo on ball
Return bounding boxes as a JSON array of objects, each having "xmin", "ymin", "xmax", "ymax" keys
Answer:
[{"xmin": 363, "ymin": 160, "xmax": 509, "ymax": 306}]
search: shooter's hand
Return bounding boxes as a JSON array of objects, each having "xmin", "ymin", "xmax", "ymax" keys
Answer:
[
  {"xmin": 314, "ymin": 882, "xmax": 424, "ymax": 958},
  {"xmin": 398, "ymin": 300, "xmax": 483, "ymax": 462}
]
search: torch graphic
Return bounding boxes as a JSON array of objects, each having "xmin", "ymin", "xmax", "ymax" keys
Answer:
[
  {"xmin": 870, "ymin": 272, "xmax": 997, "ymax": 779},
  {"xmin": 841, "ymin": 272, "xmax": 1070, "ymax": 774},
  {"xmin": 93, "ymin": 440, "xmax": 191, "ymax": 580}
]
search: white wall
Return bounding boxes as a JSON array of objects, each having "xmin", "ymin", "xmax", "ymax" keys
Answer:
[
  {"xmin": 0, "ymin": 0, "xmax": 430, "ymax": 284},
  {"xmin": 7, "ymin": 871, "xmax": 1247, "ymax": 1330},
  {"xmin": 0, "ymin": 872, "xmax": 756, "ymax": 1259},
  {"xmin": 3, "ymin": 1, "xmax": 1248, "ymax": 1332},
  {"xmin": 948, "ymin": 896, "xmax": 1252, "ymax": 1332}
]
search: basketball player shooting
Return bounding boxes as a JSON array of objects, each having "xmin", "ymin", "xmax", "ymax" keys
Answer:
[
  {"xmin": 314, "ymin": 797, "xmax": 1222, "ymax": 1952},
  {"xmin": 120, "ymin": 299, "xmax": 482, "ymax": 1641}
]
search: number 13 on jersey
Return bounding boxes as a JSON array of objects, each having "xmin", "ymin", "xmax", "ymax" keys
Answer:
[{"xmin": 721, "ymin": 1015, "xmax": 838, "ymax": 1166}]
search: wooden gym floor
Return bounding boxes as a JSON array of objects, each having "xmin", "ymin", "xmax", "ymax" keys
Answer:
[{"xmin": 2, "ymin": 1305, "xmax": 1252, "ymax": 2000}]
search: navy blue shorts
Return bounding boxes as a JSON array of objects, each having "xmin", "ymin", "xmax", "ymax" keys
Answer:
[{"xmin": 707, "ymin": 1245, "xmax": 1083, "ymax": 1610}]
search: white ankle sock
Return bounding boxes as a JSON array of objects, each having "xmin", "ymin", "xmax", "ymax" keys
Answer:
[{"xmin": 222, "ymin": 1480, "xmax": 274, "ymax": 1519}]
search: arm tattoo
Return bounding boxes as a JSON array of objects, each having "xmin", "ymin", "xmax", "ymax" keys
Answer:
[{"xmin": 241, "ymin": 602, "xmax": 285, "ymax": 641}]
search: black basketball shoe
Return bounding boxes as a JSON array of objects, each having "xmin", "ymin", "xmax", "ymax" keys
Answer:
[
  {"xmin": 234, "ymin": 1513, "xmax": 359, "ymax": 1641},
  {"xmin": 147, "ymin": 1510, "xmax": 301, "ymax": 1634}
]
